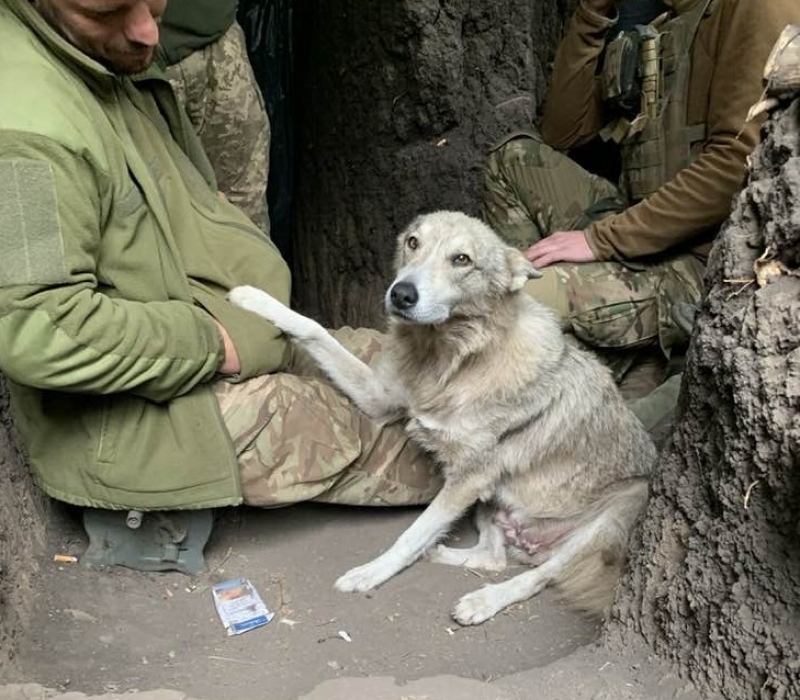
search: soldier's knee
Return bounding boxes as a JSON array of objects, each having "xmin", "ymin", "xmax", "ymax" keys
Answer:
[{"xmin": 491, "ymin": 134, "xmax": 545, "ymax": 171}]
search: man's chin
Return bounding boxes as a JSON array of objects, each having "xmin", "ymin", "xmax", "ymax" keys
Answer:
[{"xmin": 103, "ymin": 51, "xmax": 155, "ymax": 75}]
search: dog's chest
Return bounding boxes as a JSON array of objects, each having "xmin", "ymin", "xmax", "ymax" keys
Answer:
[
  {"xmin": 404, "ymin": 403, "xmax": 486, "ymax": 468},
  {"xmin": 393, "ymin": 341, "xmax": 507, "ymax": 467}
]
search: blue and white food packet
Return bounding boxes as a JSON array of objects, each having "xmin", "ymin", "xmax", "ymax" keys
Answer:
[{"xmin": 211, "ymin": 578, "xmax": 275, "ymax": 635}]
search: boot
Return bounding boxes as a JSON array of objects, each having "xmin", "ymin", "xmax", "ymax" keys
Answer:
[{"xmin": 81, "ymin": 508, "xmax": 214, "ymax": 575}]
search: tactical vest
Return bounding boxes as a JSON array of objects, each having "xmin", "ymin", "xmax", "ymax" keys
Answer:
[{"xmin": 601, "ymin": 0, "xmax": 714, "ymax": 201}]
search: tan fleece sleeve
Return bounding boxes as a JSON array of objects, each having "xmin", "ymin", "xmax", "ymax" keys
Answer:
[
  {"xmin": 540, "ymin": 1, "xmax": 618, "ymax": 151},
  {"xmin": 585, "ymin": 0, "xmax": 799, "ymax": 262}
]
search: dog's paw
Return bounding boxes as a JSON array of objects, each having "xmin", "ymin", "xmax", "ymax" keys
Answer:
[
  {"xmin": 334, "ymin": 560, "xmax": 393, "ymax": 593},
  {"xmin": 452, "ymin": 586, "xmax": 503, "ymax": 626},
  {"xmin": 228, "ymin": 285, "xmax": 283, "ymax": 320},
  {"xmin": 228, "ymin": 285, "xmax": 314, "ymax": 337}
]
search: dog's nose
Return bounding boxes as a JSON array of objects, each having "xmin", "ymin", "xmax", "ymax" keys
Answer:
[{"xmin": 389, "ymin": 281, "xmax": 418, "ymax": 310}]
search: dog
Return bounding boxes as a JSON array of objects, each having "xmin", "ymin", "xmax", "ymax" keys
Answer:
[{"xmin": 228, "ymin": 211, "xmax": 656, "ymax": 625}]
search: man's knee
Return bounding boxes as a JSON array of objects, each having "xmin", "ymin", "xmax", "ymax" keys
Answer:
[
  {"xmin": 487, "ymin": 132, "xmax": 550, "ymax": 173},
  {"xmin": 484, "ymin": 134, "xmax": 557, "ymax": 247}
]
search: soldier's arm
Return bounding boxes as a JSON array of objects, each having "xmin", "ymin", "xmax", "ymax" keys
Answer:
[
  {"xmin": 540, "ymin": 0, "xmax": 618, "ymax": 151},
  {"xmin": 0, "ymin": 135, "xmax": 226, "ymax": 402},
  {"xmin": 585, "ymin": 0, "xmax": 797, "ymax": 261}
]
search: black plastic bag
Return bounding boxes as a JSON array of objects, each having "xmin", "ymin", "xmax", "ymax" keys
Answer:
[{"xmin": 238, "ymin": 0, "xmax": 294, "ymax": 266}]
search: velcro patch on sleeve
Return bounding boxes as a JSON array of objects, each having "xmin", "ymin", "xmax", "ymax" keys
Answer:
[{"xmin": 0, "ymin": 159, "xmax": 68, "ymax": 286}]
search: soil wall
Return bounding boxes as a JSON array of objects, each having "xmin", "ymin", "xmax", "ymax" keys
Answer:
[
  {"xmin": 608, "ymin": 98, "xmax": 800, "ymax": 699},
  {"xmin": 291, "ymin": 0, "xmax": 575, "ymax": 327}
]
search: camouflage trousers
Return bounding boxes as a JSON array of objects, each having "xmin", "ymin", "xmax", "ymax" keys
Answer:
[
  {"xmin": 483, "ymin": 132, "xmax": 705, "ymax": 357},
  {"xmin": 213, "ymin": 327, "xmax": 442, "ymax": 508},
  {"xmin": 166, "ymin": 22, "xmax": 271, "ymax": 234}
]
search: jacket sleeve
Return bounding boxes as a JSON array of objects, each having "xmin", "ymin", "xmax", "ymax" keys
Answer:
[
  {"xmin": 585, "ymin": 0, "xmax": 796, "ymax": 261},
  {"xmin": 540, "ymin": 1, "xmax": 618, "ymax": 151},
  {"xmin": 0, "ymin": 134, "xmax": 225, "ymax": 402}
]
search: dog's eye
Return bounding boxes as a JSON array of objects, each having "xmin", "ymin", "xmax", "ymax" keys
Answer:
[
  {"xmin": 452, "ymin": 253, "xmax": 472, "ymax": 267},
  {"xmin": 407, "ymin": 236, "xmax": 419, "ymax": 250}
]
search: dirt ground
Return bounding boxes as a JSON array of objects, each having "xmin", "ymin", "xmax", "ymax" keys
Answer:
[{"xmin": 6, "ymin": 500, "xmax": 712, "ymax": 700}]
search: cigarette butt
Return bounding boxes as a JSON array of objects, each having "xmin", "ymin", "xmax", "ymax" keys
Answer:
[{"xmin": 53, "ymin": 554, "xmax": 78, "ymax": 563}]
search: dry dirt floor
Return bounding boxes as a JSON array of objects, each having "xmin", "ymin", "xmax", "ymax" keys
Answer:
[{"xmin": 6, "ymin": 502, "xmax": 714, "ymax": 700}]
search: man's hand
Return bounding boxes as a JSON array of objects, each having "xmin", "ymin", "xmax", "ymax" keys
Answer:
[
  {"xmin": 524, "ymin": 230, "xmax": 597, "ymax": 268},
  {"xmin": 212, "ymin": 319, "xmax": 241, "ymax": 375}
]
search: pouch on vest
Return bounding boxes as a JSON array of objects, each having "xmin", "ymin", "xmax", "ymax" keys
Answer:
[
  {"xmin": 601, "ymin": 0, "xmax": 714, "ymax": 202},
  {"xmin": 601, "ymin": 30, "xmax": 644, "ymax": 119}
]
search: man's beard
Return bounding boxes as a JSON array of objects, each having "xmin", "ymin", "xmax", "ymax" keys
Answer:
[{"xmin": 97, "ymin": 49, "xmax": 155, "ymax": 75}]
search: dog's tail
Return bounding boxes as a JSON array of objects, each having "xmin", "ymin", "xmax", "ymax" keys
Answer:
[{"xmin": 552, "ymin": 477, "xmax": 649, "ymax": 618}]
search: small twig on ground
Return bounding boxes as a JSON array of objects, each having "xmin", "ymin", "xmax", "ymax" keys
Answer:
[
  {"xmin": 207, "ymin": 655, "xmax": 259, "ymax": 666},
  {"xmin": 269, "ymin": 573, "xmax": 289, "ymax": 612},
  {"xmin": 214, "ymin": 546, "xmax": 233, "ymax": 573},
  {"xmin": 317, "ymin": 631, "xmax": 353, "ymax": 644},
  {"xmin": 315, "ymin": 617, "xmax": 339, "ymax": 627}
]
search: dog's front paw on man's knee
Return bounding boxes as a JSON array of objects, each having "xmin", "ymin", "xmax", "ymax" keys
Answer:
[{"xmin": 452, "ymin": 587, "xmax": 502, "ymax": 626}]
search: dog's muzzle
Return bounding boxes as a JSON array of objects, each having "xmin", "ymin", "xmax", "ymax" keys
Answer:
[{"xmin": 388, "ymin": 281, "xmax": 418, "ymax": 313}]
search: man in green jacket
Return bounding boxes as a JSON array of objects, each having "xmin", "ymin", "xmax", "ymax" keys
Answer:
[
  {"xmin": 484, "ymin": 0, "xmax": 798, "ymax": 390},
  {"xmin": 0, "ymin": 0, "xmax": 439, "ymax": 515}
]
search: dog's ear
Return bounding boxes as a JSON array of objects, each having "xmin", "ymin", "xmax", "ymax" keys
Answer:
[{"xmin": 507, "ymin": 248, "xmax": 542, "ymax": 291}]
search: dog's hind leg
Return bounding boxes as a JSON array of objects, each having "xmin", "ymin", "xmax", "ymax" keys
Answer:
[
  {"xmin": 451, "ymin": 508, "xmax": 617, "ymax": 625},
  {"xmin": 228, "ymin": 285, "xmax": 406, "ymax": 421},
  {"xmin": 428, "ymin": 504, "xmax": 507, "ymax": 572}
]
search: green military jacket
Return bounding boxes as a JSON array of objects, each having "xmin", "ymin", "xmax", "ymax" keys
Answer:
[{"xmin": 0, "ymin": 0, "xmax": 291, "ymax": 509}]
